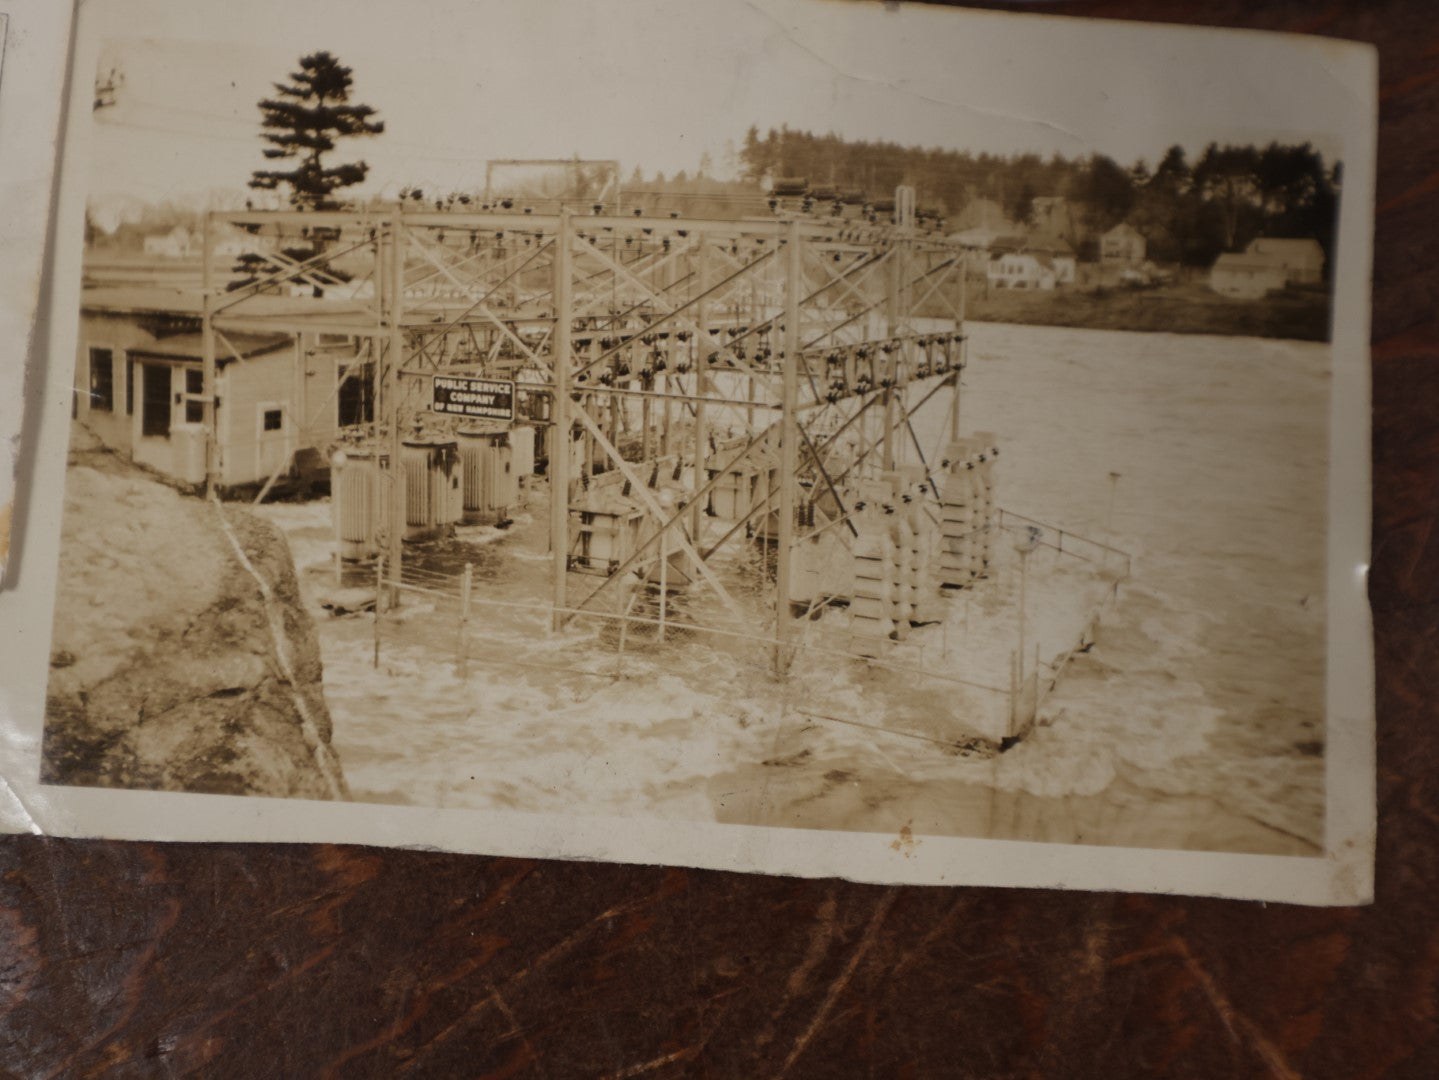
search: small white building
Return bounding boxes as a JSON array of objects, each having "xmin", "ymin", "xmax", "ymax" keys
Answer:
[
  {"xmin": 1100, "ymin": 222, "xmax": 1147, "ymax": 266},
  {"xmin": 987, "ymin": 251, "xmax": 1057, "ymax": 291},
  {"xmin": 142, "ymin": 225, "xmax": 196, "ymax": 259},
  {"xmin": 1026, "ymin": 235, "xmax": 1077, "ymax": 285},
  {"xmin": 136, "ymin": 223, "xmax": 269, "ymax": 264},
  {"xmin": 1245, "ymin": 237, "xmax": 1325, "ymax": 284},
  {"xmin": 75, "ymin": 288, "xmax": 375, "ymax": 489},
  {"xmin": 1209, "ymin": 253, "xmax": 1289, "ymax": 299}
]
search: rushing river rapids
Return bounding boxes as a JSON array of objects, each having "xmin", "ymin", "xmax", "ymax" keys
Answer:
[{"xmin": 260, "ymin": 320, "xmax": 1329, "ymax": 856}]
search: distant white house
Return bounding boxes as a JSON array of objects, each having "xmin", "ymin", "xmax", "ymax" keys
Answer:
[
  {"xmin": 1025, "ymin": 235, "xmax": 1077, "ymax": 285},
  {"xmin": 1210, "ymin": 237, "xmax": 1326, "ymax": 299},
  {"xmin": 988, "ymin": 251, "xmax": 1057, "ymax": 291},
  {"xmin": 142, "ymin": 225, "xmax": 196, "ymax": 259},
  {"xmin": 949, "ymin": 199, "xmax": 1019, "ymax": 273},
  {"xmin": 1100, "ymin": 222, "xmax": 1147, "ymax": 265},
  {"xmin": 1246, "ymin": 237, "xmax": 1325, "ymax": 284},
  {"xmin": 141, "ymin": 223, "xmax": 270, "ymax": 261},
  {"xmin": 1209, "ymin": 253, "xmax": 1289, "ymax": 299}
]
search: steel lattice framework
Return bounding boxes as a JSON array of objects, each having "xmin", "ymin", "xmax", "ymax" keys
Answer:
[{"xmin": 199, "ymin": 188, "xmax": 969, "ymax": 671}]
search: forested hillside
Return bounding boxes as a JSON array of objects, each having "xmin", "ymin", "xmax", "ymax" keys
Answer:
[{"xmin": 738, "ymin": 126, "xmax": 1341, "ymax": 273}]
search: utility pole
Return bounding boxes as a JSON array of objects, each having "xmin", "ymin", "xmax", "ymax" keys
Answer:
[
  {"xmin": 1014, "ymin": 525, "xmax": 1040, "ymax": 687},
  {"xmin": 882, "ymin": 241, "xmax": 897, "ymax": 473},
  {"xmin": 387, "ymin": 209, "xmax": 406, "ymax": 606},
  {"xmin": 550, "ymin": 206, "xmax": 573, "ymax": 630},
  {"xmin": 774, "ymin": 218, "xmax": 801, "ymax": 673},
  {"xmin": 952, "ymin": 258, "xmax": 965, "ymax": 443},
  {"xmin": 201, "ymin": 211, "xmax": 218, "ymax": 494},
  {"xmin": 692, "ymin": 240, "xmax": 710, "ymax": 541}
]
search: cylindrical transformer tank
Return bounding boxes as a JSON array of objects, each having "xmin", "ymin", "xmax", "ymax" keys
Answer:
[
  {"xmin": 331, "ymin": 447, "xmax": 388, "ymax": 561},
  {"xmin": 401, "ymin": 438, "xmax": 461, "ymax": 541},
  {"xmin": 510, "ymin": 422, "xmax": 537, "ymax": 480},
  {"xmin": 457, "ymin": 425, "xmax": 516, "ymax": 525}
]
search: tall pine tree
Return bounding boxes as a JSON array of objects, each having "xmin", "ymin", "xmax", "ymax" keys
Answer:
[
  {"xmin": 249, "ymin": 52, "xmax": 384, "ymax": 211},
  {"xmin": 236, "ymin": 53, "xmax": 383, "ymax": 291}
]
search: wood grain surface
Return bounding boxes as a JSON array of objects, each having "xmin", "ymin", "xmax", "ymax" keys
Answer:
[{"xmin": 3, "ymin": 2, "xmax": 1434, "ymax": 1076}]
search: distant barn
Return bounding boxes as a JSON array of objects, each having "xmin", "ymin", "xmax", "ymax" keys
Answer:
[{"xmin": 1209, "ymin": 237, "xmax": 1325, "ymax": 299}]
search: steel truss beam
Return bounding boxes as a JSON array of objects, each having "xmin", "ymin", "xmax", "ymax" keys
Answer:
[{"xmin": 199, "ymin": 196, "xmax": 966, "ymax": 668}]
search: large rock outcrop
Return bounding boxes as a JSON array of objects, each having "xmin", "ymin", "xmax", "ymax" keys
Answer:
[{"xmin": 42, "ymin": 441, "xmax": 348, "ymax": 800}]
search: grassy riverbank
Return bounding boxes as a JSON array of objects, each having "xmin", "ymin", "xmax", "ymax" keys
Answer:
[{"xmin": 962, "ymin": 282, "xmax": 1332, "ymax": 342}]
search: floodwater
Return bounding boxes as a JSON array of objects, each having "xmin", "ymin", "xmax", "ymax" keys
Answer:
[{"xmin": 262, "ymin": 321, "xmax": 1330, "ymax": 856}]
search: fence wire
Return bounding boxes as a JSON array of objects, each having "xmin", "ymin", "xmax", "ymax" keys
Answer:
[{"xmin": 357, "ymin": 523, "xmax": 1128, "ymax": 755}]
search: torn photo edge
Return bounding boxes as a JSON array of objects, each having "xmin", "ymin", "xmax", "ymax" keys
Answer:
[{"xmin": 0, "ymin": 2, "xmax": 77, "ymax": 586}]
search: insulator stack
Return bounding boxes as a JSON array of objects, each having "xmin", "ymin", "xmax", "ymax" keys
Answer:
[
  {"xmin": 849, "ymin": 527, "xmax": 895, "ymax": 657},
  {"xmin": 938, "ymin": 434, "xmax": 999, "ymax": 588},
  {"xmin": 973, "ymin": 431, "xmax": 997, "ymax": 578}
]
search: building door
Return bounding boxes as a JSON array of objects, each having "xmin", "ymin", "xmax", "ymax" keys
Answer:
[
  {"xmin": 255, "ymin": 401, "xmax": 292, "ymax": 483},
  {"xmin": 141, "ymin": 363, "xmax": 172, "ymax": 438}
]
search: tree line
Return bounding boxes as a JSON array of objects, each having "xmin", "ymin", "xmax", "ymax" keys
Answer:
[{"xmin": 739, "ymin": 125, "xmax": 1342, "ymax": 271}]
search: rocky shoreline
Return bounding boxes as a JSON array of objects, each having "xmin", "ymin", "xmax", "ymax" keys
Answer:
[{"xmin": 42, "ymin": 432, "xmax": 347, "ymax": 800}]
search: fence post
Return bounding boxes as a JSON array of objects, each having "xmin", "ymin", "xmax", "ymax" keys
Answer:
[
  {"xmin": 373, "ymin": 555, "xmax": 384, "ymax": 669},
  {"xmin": 657, "ymin": 520, "xmax": 668, "ymax": 643},
  {"xmin": 1008, "ymin": 648, "xmax": 1018, "ymax": 736},
  {"xmin": 457, "ymin": 562, "xmax": 473, "ymax": 678},
  {"xmin": 615, "ymin": 596, "xmax": 631, "ymax": 681}
]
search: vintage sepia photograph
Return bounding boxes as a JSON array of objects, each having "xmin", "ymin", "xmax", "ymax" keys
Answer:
[{"xmin": 11, "ymin": 0, "xmax": 1375, "ymax": 900}]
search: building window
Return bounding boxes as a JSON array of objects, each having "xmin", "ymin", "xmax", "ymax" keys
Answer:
[
  {"xmin": 126, "ymin": 357, "xmax": 135, "ymax": 415},
  {"xmin": 338, "ymin": 361, "xmax": 375, "ymax": 426},
  {"xmin": 263, "ymin": 408, "xmax": 284, "ymax": 432},
  {"xmin": 141, "ymin": 363, "xmax": 171, "ymax": 438},
  {"xmin": 89, "ymin": 348, "xmax": 114, "ymax": 412},
  {"xmin": 185, "ymin": 369, "xmax": 204, "ymax": 423}
]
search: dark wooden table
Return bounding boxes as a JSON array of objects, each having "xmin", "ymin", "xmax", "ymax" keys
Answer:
[{"xmin": 4, "ymin": 3, "xmax": 1434, "ymax": 1076}]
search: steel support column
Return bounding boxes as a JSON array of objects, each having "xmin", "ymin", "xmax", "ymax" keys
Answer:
[
  {"xmin": 550, "ymin": 207, "xmax": 573, "ymax": 630},
  {"xmin": 775, "ymin": 219, "xmax": 802, "ymax": 673}
]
